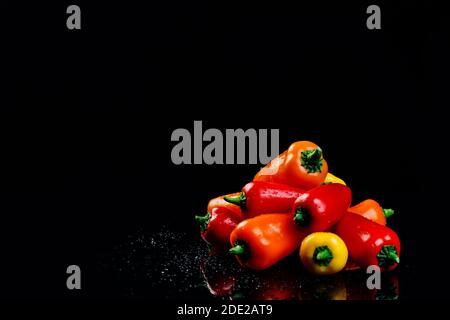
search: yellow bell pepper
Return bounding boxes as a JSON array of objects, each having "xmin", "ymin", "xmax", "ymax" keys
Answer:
[
  {"xmin": 299, "ymin": 232, "xmax": 348, "ymax": 275},
  {"xmin": 324, "ymin": 173, "xmax": 346, "ymax": 185}
]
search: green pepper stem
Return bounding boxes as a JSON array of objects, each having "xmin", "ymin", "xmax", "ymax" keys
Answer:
[
  {"xmin": 313, "ymin": 246, "xmax": 334, "ymax": 266},
  {"xmin": 383, "ymin": 208, "xmax": 395, "ymax": 218},
  {"xmin": 229, "ymin": 244, "xmax": 245, "ymax": 256},
  {"xmin": 195, "ymin": 213, "xmax": 210, "ymax": 233},
  {"xmin": 301, "ymin": 147, "xmax": 324, "ymax": 173},
  {"xmin": 390, "ymin": 252, "xmax": 400, "ymax": 264},
  {"xmin": 377, "ymin": 245, "xmax": 400, "ymax": 267},
  {"xmin": 294, "ymin": 207, "xmax": 311, "ymax": 227},
  {"xmin": 224, "ymin": 192, "xmax": 246, "ymax": 208},
  {"xmin": 307, "ymin": 148, "xmax": 322, "ymax": 162},
  {"xmin": 229, "ymin": 240, "xmax": 250, "ymax": 259}
]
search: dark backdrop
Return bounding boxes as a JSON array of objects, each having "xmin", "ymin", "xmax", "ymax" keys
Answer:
[{"xmin": 2, "ymin": 0, "xmax": 450, "ymax": 307}]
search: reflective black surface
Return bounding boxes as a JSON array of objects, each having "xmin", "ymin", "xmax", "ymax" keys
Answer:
[
  {"xmin": 2, "ymin": 0, "xmax": 449, "ymax": 304},
  {"xmin": 93, "ymin": 228, "xmax": 403, "ymax": 300}
]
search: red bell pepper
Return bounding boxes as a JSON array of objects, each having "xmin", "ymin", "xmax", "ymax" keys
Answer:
[
  {"xmin": 224, "ymin": 181, "xmax": 304, "ymax": 218},
  {"xmin": 195, "ymin": 206, "xmax": 242, "ymax": 248},
  {"xmin": 291, "ymin": 184, "xmax": 351, "ymax": 233},
  {"xmin": 334, "ymin": 212, "xmax": 400, "ymax": 271},
  {"xmin": 207, "ymin": 193, "xmax": 242, "ymax": 217}
]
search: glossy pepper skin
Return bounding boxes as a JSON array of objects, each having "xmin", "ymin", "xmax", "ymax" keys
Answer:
[
  {"xmin": 224, "ymin": 181, "xmax": 304, "ymax": 218},
  {"xmin": 292, "ymin": 184, "xmax": 352, "ymax": 233},
  {"xmin": 348, "ymin": 199, "xmax": 394, "ymax": 226},
  {"xmin": 195, "ymin": 207, "xmax": 242, "ymax": 247},
  {"xmin": 299, "ymin": 232, "xmax": 348, "ymax": 275},
  {"xmin": 229, "ymin": 214, "xmax": 305, "ymax": 271},
  {"xmin": 334, "ymin": 212, "xmax": 400, "ymax": 271},
  {"xmin": 254, "ymin": 141, "xmax": 328, "ymax": 190},
  {"xmin": 207, "ymin": 193, "xmax": 242, "ymax": 217}
]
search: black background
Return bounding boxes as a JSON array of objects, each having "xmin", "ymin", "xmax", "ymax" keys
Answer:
[{"xmin": 2, "ymin": 0, "xmax": 450, "ymax": 310}]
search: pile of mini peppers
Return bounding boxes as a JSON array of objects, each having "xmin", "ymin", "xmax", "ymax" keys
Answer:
[{"xmin": 195, "ymin": 141, "xmax": 400, "ymax": 275}]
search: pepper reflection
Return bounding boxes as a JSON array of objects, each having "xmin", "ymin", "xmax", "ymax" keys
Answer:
[
  {"xmin": 231, "ymin": 257, "xmax": 301, "ymax": 300},
  {"xmin": 298, "ymin": 275, "xmax": 347, "ymax": 300},
  {"xmin": 376, "ymin": 274, "xmax": 399, "ymax": 300},
  {"xmin": 200, "ymin": 252, "xmax": 240, "ymax": 297},
  {"xmin": 200, "ymin": 254, "xmax": 399, "ymax": 300}
]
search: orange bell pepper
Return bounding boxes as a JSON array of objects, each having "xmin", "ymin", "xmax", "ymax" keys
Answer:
[
  {"xmin": 254, "ymin": 141, "xmax": 328, "ymax": 190},
  {"xmin": 348, "ymin": 199, "xmax": 394, "ymax": 226},
  {"xmin": 229, "ymin": 214, "xmax": 305, "ymax": 270}
]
